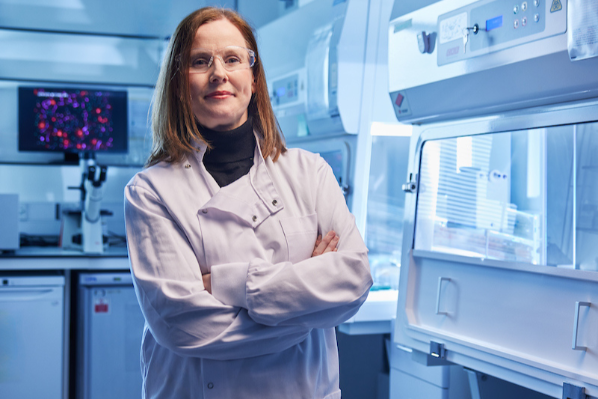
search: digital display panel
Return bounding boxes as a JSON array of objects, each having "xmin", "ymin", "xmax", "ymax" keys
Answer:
[
  {"xmin": 486, "ymin": 15, "xmax": 503, "ymax": 31},
  {"xmin": 18, "ymin": 87, "xmax": 128, "ymax": 153}
]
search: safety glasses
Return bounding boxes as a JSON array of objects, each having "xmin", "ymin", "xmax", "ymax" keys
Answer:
[{"xmin": 187, "ymin": 46, "xmax": 256, "ymax": 74}]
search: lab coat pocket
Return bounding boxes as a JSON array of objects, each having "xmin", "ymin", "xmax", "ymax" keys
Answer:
[{"xmin": 280, "ymin": 213, "xmax": 318, "ymax": 264}]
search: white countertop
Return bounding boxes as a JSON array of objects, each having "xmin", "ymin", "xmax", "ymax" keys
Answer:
[{"xmin": 0, "ymin": 246, "xmax": 129, "ymax": 270}]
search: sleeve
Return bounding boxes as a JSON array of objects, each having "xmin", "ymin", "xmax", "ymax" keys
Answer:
[
  {"xmin": 210, "ymin": 157, "xmax": 373, "ymax": 328},
  {"xmin": 124, "ymin": 184, "xmax": 311, "ymax": 361}
]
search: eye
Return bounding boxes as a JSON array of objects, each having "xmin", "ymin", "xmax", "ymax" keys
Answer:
[
  {"xmin": 191, "ymin": 56, "xmax": 210, "ymax": 66},
  {"xmin": 224, "ymin": 56, "xmax": 241, "ymax": 64}
]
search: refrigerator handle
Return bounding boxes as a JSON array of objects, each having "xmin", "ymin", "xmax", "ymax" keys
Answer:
[{"xmin": 0, "ymin": 288, "xmax": 57, "ymax": 301}]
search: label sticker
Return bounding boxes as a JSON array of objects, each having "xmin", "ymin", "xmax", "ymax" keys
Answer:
[
  {"xmin": 395, "ymin": 93, "xmax": 405, "ymax": 108},
  {"xmin": 391, "ymin": 91, "xmax": 412, "ymax": 117},
  {"xmin": 94, "ymin": 298, "xmax": 109, "ymax": 314},
  {"xmin": 550, "ymin": 0, "xmax": 562, "ymax": 12},
  {"xmin": 394, "ymin": 19, "xmax": 413, "ymax": 34},
  {"xmin": 439, "ymin": 12, "xmax": 468, "ymax": 44}
]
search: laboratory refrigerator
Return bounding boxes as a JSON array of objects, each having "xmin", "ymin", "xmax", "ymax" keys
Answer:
[{"xmin": 77, "ymin": 272, "xmax": 145, "ymax": 399}]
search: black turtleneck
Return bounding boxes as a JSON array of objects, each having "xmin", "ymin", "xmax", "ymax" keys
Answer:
[{"xmin": 200, "ymin": 116, "xmax": 256, "ymax": 187}]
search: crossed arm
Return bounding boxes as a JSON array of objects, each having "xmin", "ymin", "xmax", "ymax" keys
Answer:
[{"xmin": 202, "ymin": 230, "xmax": 340, "ymax": 294}]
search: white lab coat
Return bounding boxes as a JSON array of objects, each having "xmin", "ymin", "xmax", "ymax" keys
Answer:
[{"xmin": 124, "ymin": 134, "xmax": 372, "ymax": 399}]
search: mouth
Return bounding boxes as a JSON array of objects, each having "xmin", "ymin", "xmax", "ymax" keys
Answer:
[{"xmin": 205, "ymin": 91, "xmax": 233, "ymax": 99}]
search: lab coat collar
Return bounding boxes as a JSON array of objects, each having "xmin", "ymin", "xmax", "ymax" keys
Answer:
[{"xmin": 190, "ymin": 130, "xmax": 284, "ymax": 226}]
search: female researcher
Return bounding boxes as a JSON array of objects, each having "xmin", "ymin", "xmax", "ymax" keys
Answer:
[{"xmin": 124, "ymin": 7, "xmax": 372, "ymax": 399}]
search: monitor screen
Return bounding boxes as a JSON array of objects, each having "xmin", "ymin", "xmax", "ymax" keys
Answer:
[{"xmin": 18, "ymin": 87, "xmax": 128, "ymax": 153}]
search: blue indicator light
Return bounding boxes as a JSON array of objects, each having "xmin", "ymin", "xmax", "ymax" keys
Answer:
[{"xmin": 486, "ymin": 15, "xmax": 503, "ymax": 31}]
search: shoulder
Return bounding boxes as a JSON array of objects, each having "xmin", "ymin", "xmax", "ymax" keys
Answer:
[
  {"xmin": 274, "ymin": 147, "xmax": 327, "ymax": 172},
  {"xmin": 126, "ymin": 160, "xmax": 183, "ymax": 196},
  {"xmin": 266, "ymin": 148, "xmax": 334, "ymax": 198}
]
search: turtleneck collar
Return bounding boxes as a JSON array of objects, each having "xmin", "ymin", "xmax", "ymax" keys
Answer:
[{"xmin": 200, "ymin": 116, "xmax": 256, "ymax": 164}]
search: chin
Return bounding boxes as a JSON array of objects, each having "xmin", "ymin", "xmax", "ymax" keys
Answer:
[{"xmin": 198, "ymin": 111, "xmax": 248, "ymax": 130}]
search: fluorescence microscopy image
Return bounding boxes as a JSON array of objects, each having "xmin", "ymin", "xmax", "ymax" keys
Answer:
[
  {"xmin": 19, "ymin": 87, "xmax": 128, "ymax": 153},
  {"xmin": 33, "ymin": 89, "xmax": 115, "ymax": 151}
]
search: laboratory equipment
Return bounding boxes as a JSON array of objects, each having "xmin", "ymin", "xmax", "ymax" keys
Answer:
[
  {"xmin": 61, "ymin": 155, "xmax": 111, "ymax": 253},
  {"xmin": 77, "ymin": 272, "xmax": 145, "ymax": 399},
  {"xmin": 258, "ymin": 0, "xmax": 371, "ymax": 210},
  {"xmin": 0, "ymin": 194, "xmax": 19, "ymax": 251},
  {"xmin": 0, "ymin": 275, "xmax": 65, "ymax": 399},
  {"xmin": 389, "ymin": 0, "xmax": 598, "ymax": 398},
  {"xmin": 259, "ymin": 0, "xmax": 368, "ymax": 140},
  {"xmin": 18, "ymin": 87, "xmax": 128, "ymax": 155}
]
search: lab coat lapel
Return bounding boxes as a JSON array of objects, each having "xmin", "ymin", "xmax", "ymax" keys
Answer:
[{"xmin": 194, "ymin": 131, "xmax": 284, "ymax": 228}]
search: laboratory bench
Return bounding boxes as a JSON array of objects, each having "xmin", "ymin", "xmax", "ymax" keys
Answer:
[{"xmin": 0, "ymin": 246, "xmax": 129, "ymax": 270}]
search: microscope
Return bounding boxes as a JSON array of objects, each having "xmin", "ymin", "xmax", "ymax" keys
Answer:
[{"xmin": 61, "ymin": 154, "xmax": 112, "ymax": 253}]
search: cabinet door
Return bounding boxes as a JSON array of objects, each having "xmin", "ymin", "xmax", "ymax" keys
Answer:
[
  {"xmin": 396, "ymin": 122, "xmax": 598, "ymax": 398},
  {"xmin": 0, "ymin": 285, "xmax": 64, "ymax": 399},
  {"xmin": 83, "ymin": 285, "xmax": 144, "ymax": 399}
]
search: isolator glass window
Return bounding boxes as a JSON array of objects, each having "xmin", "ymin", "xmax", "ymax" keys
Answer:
[{"xmin": 414, "ymin": 122, "xmax": 598, "ymax": 272}]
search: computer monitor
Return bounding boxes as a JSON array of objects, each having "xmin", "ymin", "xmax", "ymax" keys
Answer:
[{"xmin": 18, "ymin": 87, "xmax": 128, "ymax": 154}]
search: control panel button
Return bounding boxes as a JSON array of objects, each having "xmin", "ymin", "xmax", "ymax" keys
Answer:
[
  {"xmin": 534, "ymin": 13, "xmax": 540, "ymax": 22},
  {"xmin": 513, "ymin": 5, "xmax": 519, "ymax": 13},
  {"xmin": 534, "ymin": 0, "xmax": 540, "ymax": 6},
  {"xmin": 514, "ymin": 19, "xmax": 520, "ymax": 28},
  {"xmin": 522, "ymin": 16, "xmax": 527, "ymax": 26},
  {"xmin": 522, "ymin": 1, "xmax": 528, "ymax": 11}
]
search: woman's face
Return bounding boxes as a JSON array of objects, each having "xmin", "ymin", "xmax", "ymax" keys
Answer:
[{"xmin": 188, "ymin": 19, "xmax": 256, "ymax": 131}]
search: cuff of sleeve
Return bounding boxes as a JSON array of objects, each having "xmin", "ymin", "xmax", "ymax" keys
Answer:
[{"xmin": 210, "ymin": 262, "xmax": 249, "ymax": 309}]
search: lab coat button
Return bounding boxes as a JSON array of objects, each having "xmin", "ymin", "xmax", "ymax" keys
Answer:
[
  {"xmin": 252, "ymin": 215, "xmax": 257, "ymax": 222},
  {"xmin": 207, "ymin": 382, "xmax": 214, "ymax": 389},
  {"xmin": 272, "ymin": 199, "xmax": 278, "ymax": 206},
  {"xmin": 201, "ymin": 209, "xmax": 207, "ymax": 214}
]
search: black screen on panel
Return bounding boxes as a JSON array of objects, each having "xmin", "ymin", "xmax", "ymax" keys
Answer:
[{"xmin": 18, "ymin": 87, "xmax": 128, "ymax": 153}]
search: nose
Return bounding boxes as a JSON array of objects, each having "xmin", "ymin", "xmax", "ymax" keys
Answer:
[{"xmin": 209, "ymin": 56, "xmax": 228, "ymax": 83}]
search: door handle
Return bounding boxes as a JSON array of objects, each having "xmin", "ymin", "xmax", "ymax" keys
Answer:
[
  {"xmin": 572, "ymin": 301, "xmax": 591, "ymax": 351},
  {"xmin": 0, "ymin": 289, "xmax": 54, "ymax": 301},
  {"xmin": 435, "ymin": 277, "xmax": 451, "ymax": 315}
]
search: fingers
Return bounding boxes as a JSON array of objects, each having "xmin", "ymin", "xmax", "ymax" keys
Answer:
[
  {"xmin": 202, "ymin": 273, "xmax": 212, "ymax": 294},
  {"xmin": 323, "ymin": 234, "xmax": 339, "ymax": 254},
  {"xmin": 312, "ymin": 231, "xmax": 339, "ymax": 257},
  {"xmin": 314, "ymin": 234, "xmax": 322, "ymax": 248}
]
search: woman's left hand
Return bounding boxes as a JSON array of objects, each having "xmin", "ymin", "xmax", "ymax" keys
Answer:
[
  {"xmin": 312, "ymin": 230, "xmax": 339, "ymax": 257},
  {"xmin": 203, "ymin": 273, "xmax": 212, "ymax": 294}
]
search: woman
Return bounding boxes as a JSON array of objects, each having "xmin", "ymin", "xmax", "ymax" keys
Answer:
[{"xmin": 124, "ymin": 7, "xmax": 372, "ymax": 399}]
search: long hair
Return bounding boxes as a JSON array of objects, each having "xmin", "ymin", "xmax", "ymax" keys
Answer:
[{"xmin": 146, "ymin": 7, "xmax": 286, "ymax": 167}]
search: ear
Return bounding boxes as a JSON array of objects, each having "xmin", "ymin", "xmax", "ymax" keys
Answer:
[{"xmin": 252, "ymin": 73, "xmax": 257, "ymax": 94}]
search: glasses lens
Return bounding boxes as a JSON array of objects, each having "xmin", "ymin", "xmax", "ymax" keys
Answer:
[
  {"xmin": 221, "ymin": 47, "xmax": 250, "ymax": 71},
  {"xmin": 188, "ymin": 47, "xmax": 255, "ymax": 73},
  {"xmin": 189, "ymin": 49, "xmax": 212, "ymax": 73}
]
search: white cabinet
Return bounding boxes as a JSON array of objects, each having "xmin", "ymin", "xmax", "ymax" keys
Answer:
[{"xmin": 0, "ymin": 276, "xmax": 65, "ymax": 399}]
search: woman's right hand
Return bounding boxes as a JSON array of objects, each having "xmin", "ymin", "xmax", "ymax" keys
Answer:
[{"xmin": 311, "ymin": 230, "xmax": 339, "ymax": 257}]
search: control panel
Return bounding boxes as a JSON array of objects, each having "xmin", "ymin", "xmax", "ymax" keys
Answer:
[
  {"xmin": 437, "ymin": 0, "xmax": 564, "ymax": 66},
  {"xmin": 271, "ymin": 73, "xmax": 300, "ymax": 106}
]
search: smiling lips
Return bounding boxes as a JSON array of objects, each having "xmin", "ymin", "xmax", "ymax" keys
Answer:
[{"xmin": 205, "ymin": 91, "xmax": 233, "ymax": 99}]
